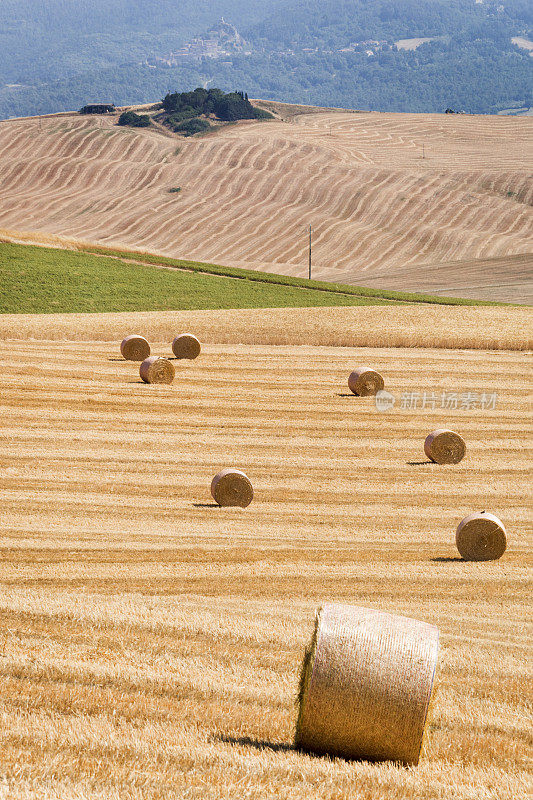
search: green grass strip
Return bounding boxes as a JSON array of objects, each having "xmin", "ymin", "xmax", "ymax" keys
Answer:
[
  {"xmin": 79, "ymin": 243, "xmax": 503, "ymax": 307},
  {"xmin": 0, "ymin": 241, "xmax": 391, "ymax": 314}
]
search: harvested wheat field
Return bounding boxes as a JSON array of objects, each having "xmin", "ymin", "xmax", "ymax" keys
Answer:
[
  {"xmin": 1, "ymin": 304, "xmax": 531, "ymax": 350},
  {"xmin": 0, "ymin": 107, "xmax": 532, "ymax": 303},
  {"xmin": 0, "ymin": 307, "xmax": 531, "ymax": 800}
]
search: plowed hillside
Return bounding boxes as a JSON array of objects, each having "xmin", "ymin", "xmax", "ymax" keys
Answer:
[
  {"xmin": 0, "ymin": 107, "xmax": 532, "ymax": 303},
  {"xmin": 0, "ymin": 321, "xmax": 530, "ymax": 799}
]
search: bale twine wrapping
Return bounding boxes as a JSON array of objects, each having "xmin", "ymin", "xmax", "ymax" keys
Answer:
[
  {"xmin": 424, "ymin": 429, "xmax": 466, "ymax": 464},
  {"xmin": 456, "ymin": 511, "xmax": 507, "ymax": 561},
  {"xmin": 172, "ymin": 333, "xmax": 201, "ymax": 360},
  {"xmin": 295, "ymin": 603, "xmax": 440, "ymax": 765},
  {"xmin": 211, "ymin": 468, "xmax": 254, "ymax": 508},
  {"xmin": 120, "ymin": 335, "xmax": 150, "ymax": 361},
  {"xmin": 139, "ymin": 356, "xmax": 175, "ymax": 384},
  {"xmin": 348, "ymin": 367, "xmax": 385, "ymax": 397}
]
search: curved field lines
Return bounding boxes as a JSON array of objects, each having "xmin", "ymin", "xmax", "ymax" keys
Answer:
[{"xmin": 0, "ymin": 109, "xmax": 531, "ymax": 302}]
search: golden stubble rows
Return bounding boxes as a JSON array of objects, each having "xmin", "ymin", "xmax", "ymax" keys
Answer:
[
  {"xmin": 0, "ymin": 304, "xmax": 531, "ymax": 350},
  {"xmin": 0, "ymin": 109, "xmax": 531, "ymax": 302},
  {"xmin": 0, "ymin": 333, "xmax": 531, "ymax": 799}
]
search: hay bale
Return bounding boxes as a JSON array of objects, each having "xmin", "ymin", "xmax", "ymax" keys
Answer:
[
  {"xmin": 456, "ymin": 511, "xmax": 507, "ymax": 561},
  {"xmin": 120, "ymin": 334, "xmax": 150, "ymax": 361},
  {"xmin": 295, "ymin": 603, "xmax": 440, "ymax": 765},
  {"xmin": 210, "ymin": 468, "xmax": 254, "ymax": 508},
  {"xmin": 139, "ymin": 356, "xmax": 175, "ymax": 384},
  {"xmin": 172, "ymin": 333, "xmax": 201, "ymax": 360},
  {"xmin": 424, "ymin": 429, "xmax": 466, "ymax": 464},
  {"xmin": 348, "ymin": 367, "xmax": 384, "ymax": 396}
]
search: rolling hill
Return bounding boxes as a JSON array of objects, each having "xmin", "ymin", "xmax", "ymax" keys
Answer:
[{"xmin": 0, "ymin": 103, "xmax": 531, "ymax": 303}]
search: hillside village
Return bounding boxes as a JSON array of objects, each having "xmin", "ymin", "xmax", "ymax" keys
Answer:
[
  {"xmin": 144, "ymin": 15, "xmax": 533, "ymax": 67},
  {"xmin": 146, "ymin": 19, "xmax": 251, "ymax": 67},
  {"xmin": 146, "ymin": 18, "xmax": 437, "ymax": 65}
]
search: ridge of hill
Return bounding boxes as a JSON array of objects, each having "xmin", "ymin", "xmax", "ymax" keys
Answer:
[{"xmin": 0, "ymin": 104, "xmax": 531, "ymax": 303}]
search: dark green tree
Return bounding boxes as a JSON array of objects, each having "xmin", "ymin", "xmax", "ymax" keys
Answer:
[{"xmin": 118, "ymin": 110, "xmax": 150, "ymax": 127}]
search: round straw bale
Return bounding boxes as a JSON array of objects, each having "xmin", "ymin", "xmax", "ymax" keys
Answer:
[
  {"xmin": 210, "ymin": 468, "xmax": 253, "ymax": 508},
  {"xmin": 295, "ymin": 603, "xmax": 439, "ymax": 765},
  {"xmin": 348, "ymin": 367, "xmax": 384, "ymax": 396},
  {"xmin": 172, "ymin": 333, "xmax": 201, "ymax": 360},
  {"xmin": 139, "ymin": 356, "xmax": 175, "ymax": 384},
  {"xmin": 120, "ymin": 335, "xmax": 150, "ymax": 361},
  {"xmin": 424, "ymin": 429, "xmax": 466, "ymax": 464},
  {"xmin": 456, "ymin": 511, "xmax": 507, "ymax": 561}
]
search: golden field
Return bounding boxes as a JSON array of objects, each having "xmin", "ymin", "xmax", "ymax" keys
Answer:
[
  {"xmin": 0, "ymin": 105, "xmax": 532, "ymax": 303},
  {"xmin": 0, "ymin": 307, "xmax": 531, "ymax": 799},
  {"xmin": 0, "ymin": 304, "xmax": 531, "ymax": 350}
]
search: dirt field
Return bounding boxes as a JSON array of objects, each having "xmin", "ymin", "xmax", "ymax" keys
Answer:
[
  {"xmin": 0, "ymin": 309, "xmax": 531, "ymax": 799},
  {"xmin": 0, "ymin": 108, "xmax": 531, "ymax": 303}
]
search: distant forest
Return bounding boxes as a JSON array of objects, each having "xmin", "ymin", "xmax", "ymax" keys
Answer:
[{"xmin": 0, "ymin": 0, "xmax": 531, "ymax": 118}]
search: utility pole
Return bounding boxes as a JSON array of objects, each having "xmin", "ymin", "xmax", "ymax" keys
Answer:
[
  {"xmin": 308, "ymin": 224, "xmax": 312, "ymax": 280},
  {"xmin": 422, "ymin": 143, "xmax": 425, "ymax": 159}
]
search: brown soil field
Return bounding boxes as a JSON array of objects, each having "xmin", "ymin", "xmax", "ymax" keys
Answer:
[
  {"xmin": 0, "ymin": 108, "xmax": 531, "ymax": 303},
  {"xmin": 0, "ymin": 309, "xmax": 531, "ymax": 799}
]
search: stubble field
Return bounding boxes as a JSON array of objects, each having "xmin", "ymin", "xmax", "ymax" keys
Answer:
[
  {"xmin": 0, "ymin": 307, "xmax": 531, "ymax": 799},
  {"xmin": 0, "ymin": 106, "xmax": 531, "ymax": 302}
]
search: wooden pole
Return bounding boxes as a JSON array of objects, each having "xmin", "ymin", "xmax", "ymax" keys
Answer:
[{"xmin": 308, "ymin": 225, "xmax": 312, "ymax": 280}]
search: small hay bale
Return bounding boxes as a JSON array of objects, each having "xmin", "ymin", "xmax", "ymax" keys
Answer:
[
  {"xmin": 456, "ymin": 511, "xmax": 507, "ymax": 561},
  {"xmin": 139, "ymin": 356, "xmax": 175, "ymax": 384},
  {"xmin": 172, "ymin": 333, "xmax": 201, "ymax": 360},
  {"xmin": 424, "ymin": 429, "xmax": 466, "ymax": 464},
  {"xmin": 348, "ymin": 367, "xmax": 384, "ymax": 396},
  {"xmin": 210, "ymin": 468, "xmax": 254, "ymax": 508},
  {"xmin": 295, "ymin": 603, "xmax": 439, "ymax": 765},
  {"xmin": 120, "ymin": 334, "xmax": 150, "ymax": 361}
]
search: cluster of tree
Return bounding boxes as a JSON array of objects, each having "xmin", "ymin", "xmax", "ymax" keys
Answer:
[
  {"xmin": 159, "ymin": 87, "xmax": 273, "ymax": 134},
  {"xmin": 117, "ymin": 110, "xmax": 150, "ymax": 127},
  {"xmin": 162, "ymin": 87, "xmax": 271, "ymax": 127},
  {"xmin": 172, "ymin": 117, "xmax": 211, "ymax": 136}
]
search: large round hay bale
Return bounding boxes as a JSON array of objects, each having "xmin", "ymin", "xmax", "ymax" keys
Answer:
[
  {"xmin": 424, "ymin": 429, "xmax": 466, "ymax": 464},
  {"xmin": 295, "ymin": 603, "xmax": 440, "ymax": 765},
  {"xmin": 172, "ymin": 333, "xmax": 201, "ymax": 360},
  {"xmin": 348, "ymin": 367, "xmax": 384, "ymax": 396},
  {"xmin": 210, "ymin": 468, "xmax": 254, "ymax": 508},
  {"xmin": 456, "ymin": 511, "xmax": 507, "ymax": 561},
  {"xmin": 139, "ymin": 356, "xmax": 175, "ymax": 384},
  {"xmin": 120, "ymin": 335, "xmax": 150, "ymax": 361}
]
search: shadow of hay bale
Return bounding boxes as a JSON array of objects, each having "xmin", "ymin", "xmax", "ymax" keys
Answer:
[
  {"xmin": 431, "ymin": 556, "xmax": 465, "ymax": 563},
  {"xmin": 213, "ymin": 734, "xmax": 296, "ymax": 754}
]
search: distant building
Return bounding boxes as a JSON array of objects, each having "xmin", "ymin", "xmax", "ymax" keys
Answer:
[
  {"xmin": 79, "ymin": 104, "xmax": 116, "ymax": 115},
  {"xmin": 148, "ymin": 18, "xmax": 248, "ymax": 66}
]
